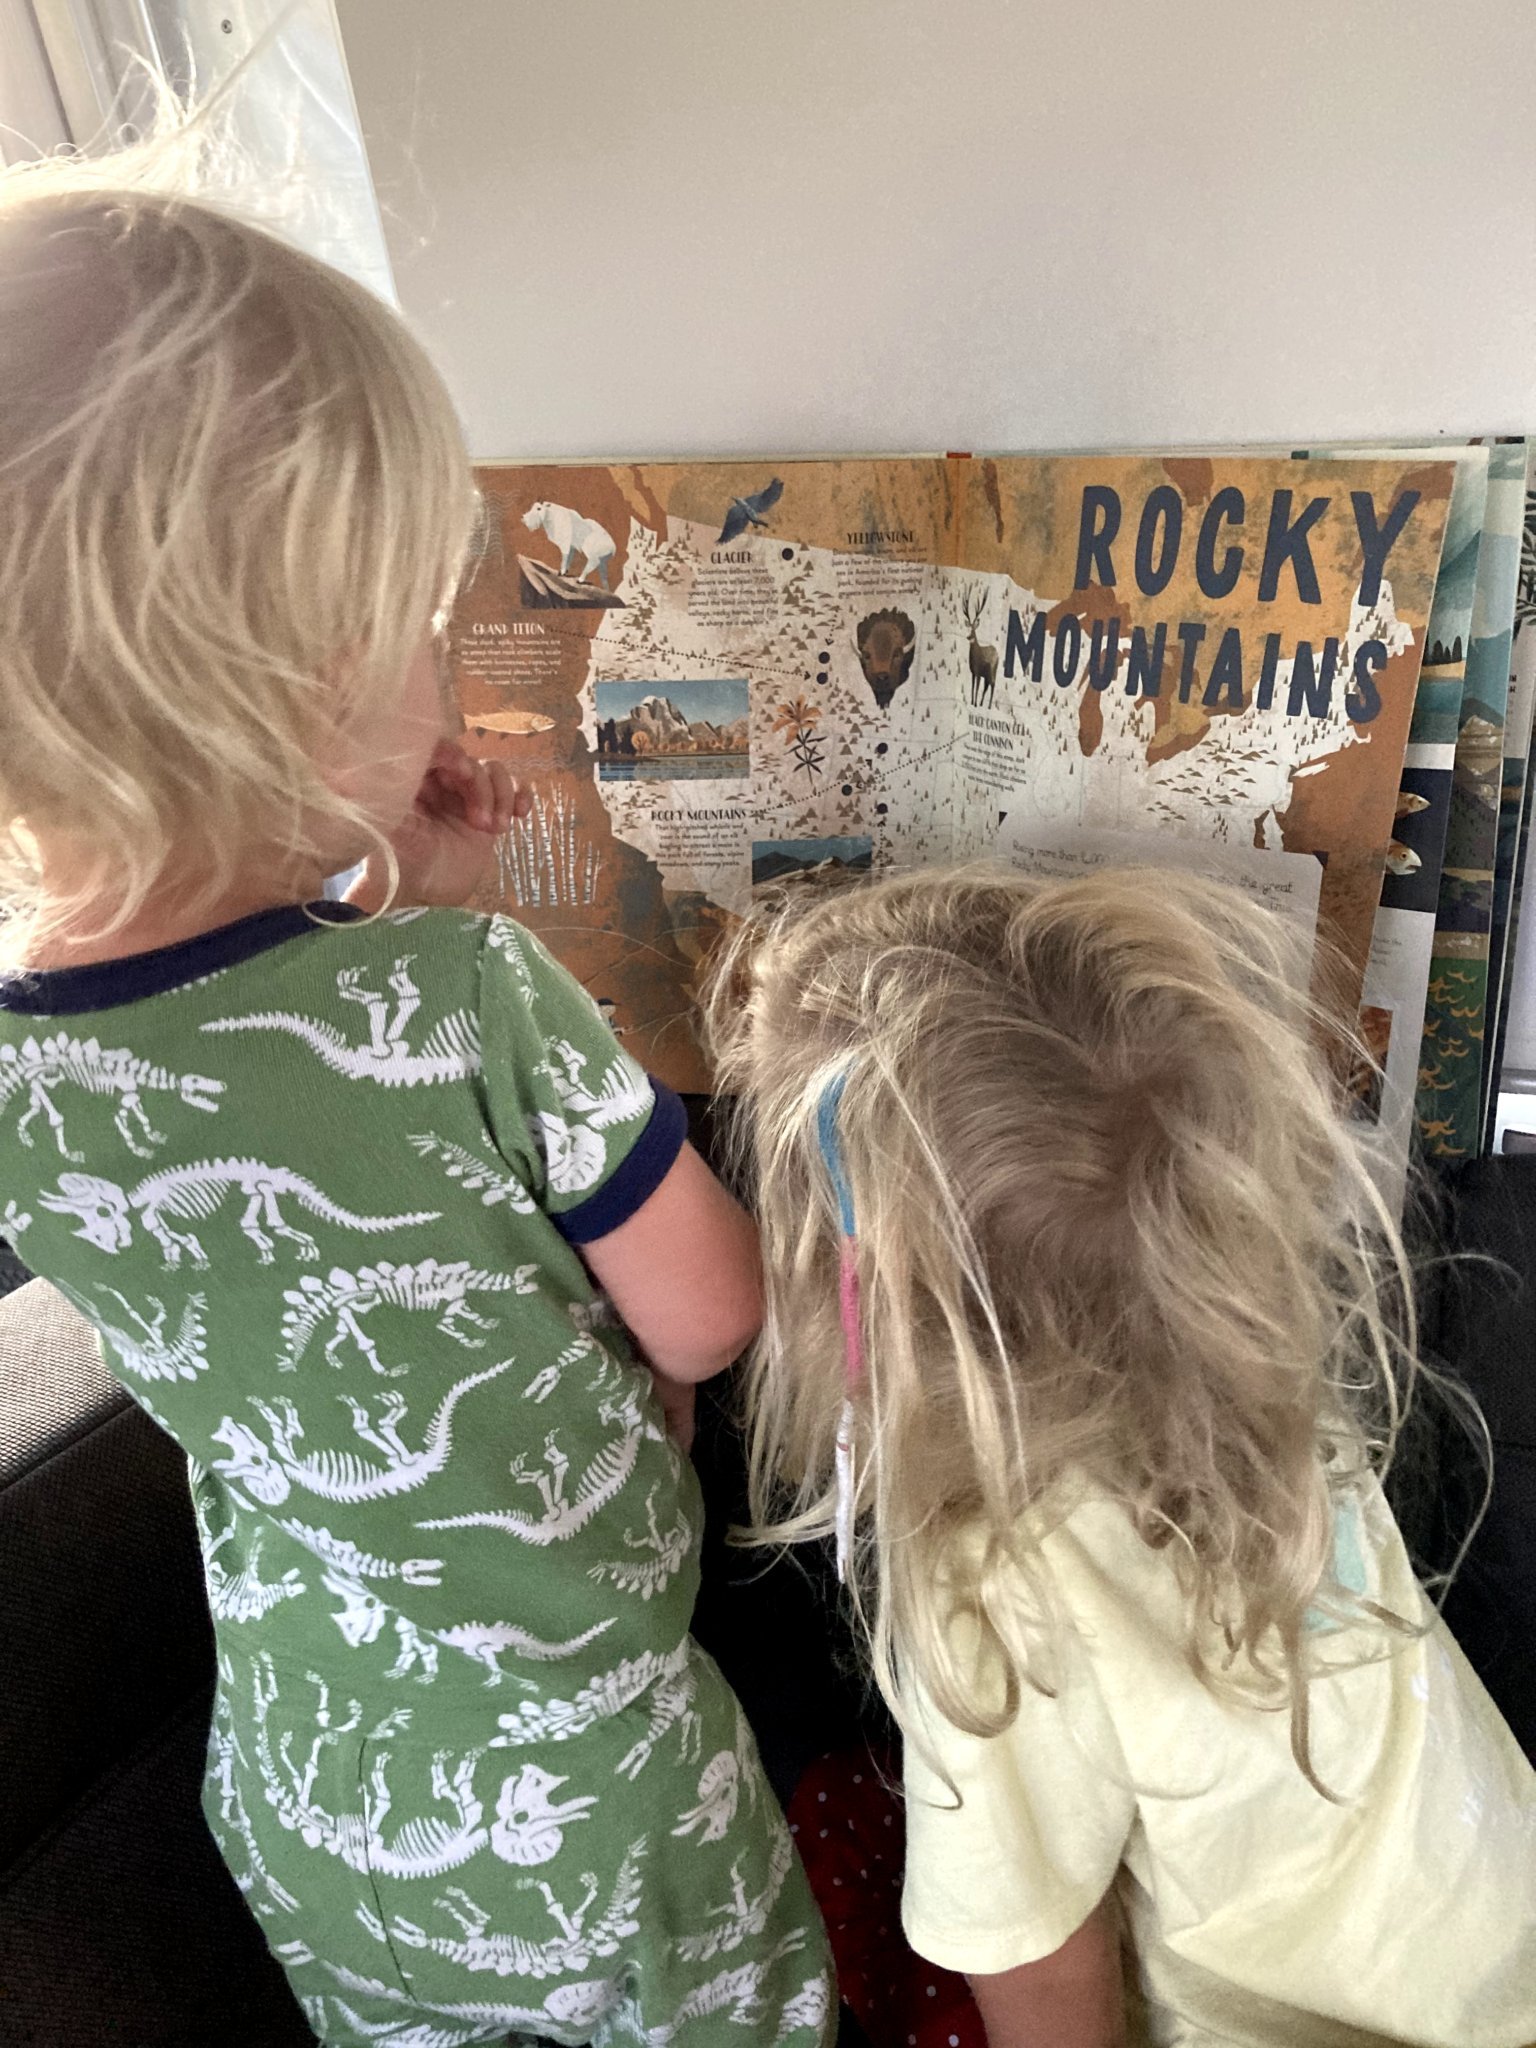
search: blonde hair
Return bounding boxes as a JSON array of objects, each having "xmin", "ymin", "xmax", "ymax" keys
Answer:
[
  {"xmin": 703, "ymin": 864, "xmax": 1431, "ymax": 1790},
  {"xmin": 0, "ymin": 114, "xmax": 474, "ymax": 959}
]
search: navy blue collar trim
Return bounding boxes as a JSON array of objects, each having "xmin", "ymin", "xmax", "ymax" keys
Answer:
[{"xmin": 0, "ymin": 901, "xmax": 366, "ymax": 1016}]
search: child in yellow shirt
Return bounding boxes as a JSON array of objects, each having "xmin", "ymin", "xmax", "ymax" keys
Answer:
[{"xmin": 707, "ymin": 864, "xmax": 1536, "ymax": 2048}]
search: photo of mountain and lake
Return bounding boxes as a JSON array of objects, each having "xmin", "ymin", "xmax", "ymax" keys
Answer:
[{"xmin": 594, "ymin": 681, "xmax": 750, "ymax": 781}]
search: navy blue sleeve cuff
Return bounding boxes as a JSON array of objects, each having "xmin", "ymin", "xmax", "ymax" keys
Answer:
[{"xmin": 554, "ymin": 1080, "xmax": 689, "ymax": 1245}]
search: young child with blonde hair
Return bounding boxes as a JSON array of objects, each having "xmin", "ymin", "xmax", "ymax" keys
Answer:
[
  {"xmin": 0, "ymin": 147, "xmax": 831, "ymax": 2044},
  {"xmin": 705, "ymin": 865, "xmax": 1536, "ymax": 2048}
]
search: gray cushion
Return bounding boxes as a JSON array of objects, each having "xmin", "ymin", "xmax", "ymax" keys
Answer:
[
  {"xmin": 0, "ymin": 1279, "xmax": 214, "ymax": 1867},
  {"xmin": 0, "ymin": 1277, "xmax": 124, "ymax": 1484}
]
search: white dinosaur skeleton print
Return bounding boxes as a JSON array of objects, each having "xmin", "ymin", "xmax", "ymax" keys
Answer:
[
  {"xmin": 531, "ymin": 1039, "xmax": 653, "ymax": 1199},
  {"xmin": 38, "ymin": 1157, "xmax": 439, "ymax": 1268},
  {"xmin": 588, "ymin": 1485, "xmax": 695, "ymax": 1602},
  {"xmin": 266, "ymin": 1512, "xmax": 445, "ymax": 1590},
  {"xmin": 408, "ymin": 1130, "xmax": 537, "ymax": 1215},
  {"xmin": 485, "ymin": 1640, "xmax": 699, "ymax": 1763},
  {"xmin": 205, "ymin": 1523, "xmax": 308, "ymax": 1624},
  {"xmin": 0, "ymin": 908, "xmax": 831, "ymax": 2044},
  {"xmin": 301, "ymin": 1938, "xmax": 827, "ymax": 2047},
  {"xmin": 541, "ymin": 1038, "xmax": 654, "ymax": 1133},
  {"xmin": 0, "ymin": 1030, "xmax": 222, "ymax": 1159},
  {"xmin": 210, "ymin": 1359, "xmax": 518, "ymax": 1506},
  {"xmin": 321, "ymin": 1561, "xmax": 614, "ymax": 1688},
  {"xmin": 57, "ymin": 1280, "xmax": 212, "ymax": 1382},
  {"xmin": 279, "ymin": 1258, "xmax": 538, "ymax": 1378},
  {"xmin": 202, "ymin": 956, "xmax": 481, "ymax": 1087},
  {"xmin": 416, "ymin": 1386, "xmax": 648, "ymax": 1547},
  {"xmin": 358, "ymin": 1844, "xmax": 647, "ymax": 1980}
]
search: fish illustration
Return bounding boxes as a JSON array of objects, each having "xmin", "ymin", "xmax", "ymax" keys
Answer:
[
  {"xmin": 1384, "ymin": 841, "xmax": 1421, "ymax": 876},
  {"xmin": 1394, "ymin": 790, "xmax": 1430, "ymax": 819},
  {"xmin": 467, "ymin": 710, "xmax": 556, "ymax": 737}
]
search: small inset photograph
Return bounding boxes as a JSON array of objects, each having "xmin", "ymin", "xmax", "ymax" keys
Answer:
[
  {"xmin": 595, "ymin": 681, "xmax": 750, "ymax": 781},
  {"xmin": 751, "ymin": 836, "xmax": 873, "ymax": 889}
]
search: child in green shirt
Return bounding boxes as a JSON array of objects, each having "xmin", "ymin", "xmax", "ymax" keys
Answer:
[{"xmin": 0, "ymin": 146, "xmax": 830, "ymax": 2047}]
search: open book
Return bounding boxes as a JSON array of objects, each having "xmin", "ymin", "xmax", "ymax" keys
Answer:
[{"xmin": 448, "ymin": 453, "xmax": 1453, "ymax": 1119}]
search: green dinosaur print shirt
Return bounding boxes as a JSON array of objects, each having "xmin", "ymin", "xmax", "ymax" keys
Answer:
[{"xmin": 0, "ymin": 904, "xmax": 699, "ymax": 1705}]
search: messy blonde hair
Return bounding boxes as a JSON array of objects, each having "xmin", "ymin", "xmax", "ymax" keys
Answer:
[
  {"xmin": 703, "ymin": 864, "xmax": 1431, "ymax": 1789},
  {"xmin": 0, "ymin": 115, "xmax": 474, "ymax": 960}
]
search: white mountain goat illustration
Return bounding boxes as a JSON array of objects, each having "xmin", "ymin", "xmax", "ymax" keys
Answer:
[
  {"xmin": 38, "ymin": 1159, "xmax": 439, "ymax": 1268},
  {"xmin": 0, "ymin": 1032, "xmax": 221, "ymax": 1160},
  {"xmin": 202, "ymin": 958, "xmax": 481, "ymax": 1087}
]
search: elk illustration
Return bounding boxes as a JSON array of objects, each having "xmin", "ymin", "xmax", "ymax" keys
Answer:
[{"xmin": 963, "ymin": 586, "xmax": 999, "ymax": 708}]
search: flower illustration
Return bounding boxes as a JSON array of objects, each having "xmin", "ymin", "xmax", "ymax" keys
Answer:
[
  {"xmin": 772, "ymin": 698, "xmax": 826, "ymax": 782},
  {"xmin": 771, "ymin": 696, "xmax": 822, "ymax": 739}
]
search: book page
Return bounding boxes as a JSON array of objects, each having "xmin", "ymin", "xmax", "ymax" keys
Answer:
[
  {"xmin": 998, "ymin": 819, "xmax": 1322, "ymax": 965},
  {"xmin": 447, "ymin": 452, "xmax": 1453, "ymax": 1091},
  {"xmin": 1294, "ymin": 443, "xmax": 1489, "ymax": 1197},
  {"xmin": 448, "ymin": 459, "xmax": 962, "ymax": 1089},
  {"xmin": 954, "ymin": 454, "xmax": 1454, "ymax": 1016}
]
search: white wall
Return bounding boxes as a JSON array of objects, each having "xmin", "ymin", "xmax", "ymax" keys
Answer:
[{"xmin": 336, "ymin": 0, "xmax": 1536, "ymax": 462}]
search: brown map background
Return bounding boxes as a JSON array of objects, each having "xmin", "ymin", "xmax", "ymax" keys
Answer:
[{"xmin": 447, "ymin": 456, "xmax": 1451, "ymax": 1093}]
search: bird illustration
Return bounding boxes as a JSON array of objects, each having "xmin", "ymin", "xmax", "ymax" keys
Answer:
[{"xmin": 716, "ymin": 477, "xmax": 784, "ymax": 545}]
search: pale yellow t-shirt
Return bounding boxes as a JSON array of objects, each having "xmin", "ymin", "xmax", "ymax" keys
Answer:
[{"xmin": 903, "ymin": 1480, "xmax": 1536, "ymax": 2047}]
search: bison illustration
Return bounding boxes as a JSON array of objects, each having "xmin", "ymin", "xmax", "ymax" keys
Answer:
[{"xmin": 854, "ymin": 609, "xmax": 916, "ymax": 711}]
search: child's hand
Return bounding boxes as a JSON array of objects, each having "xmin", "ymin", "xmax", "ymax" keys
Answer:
[{"xmin": 349, "ymin": 741, "xmax": 530, "ymax": 910}]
